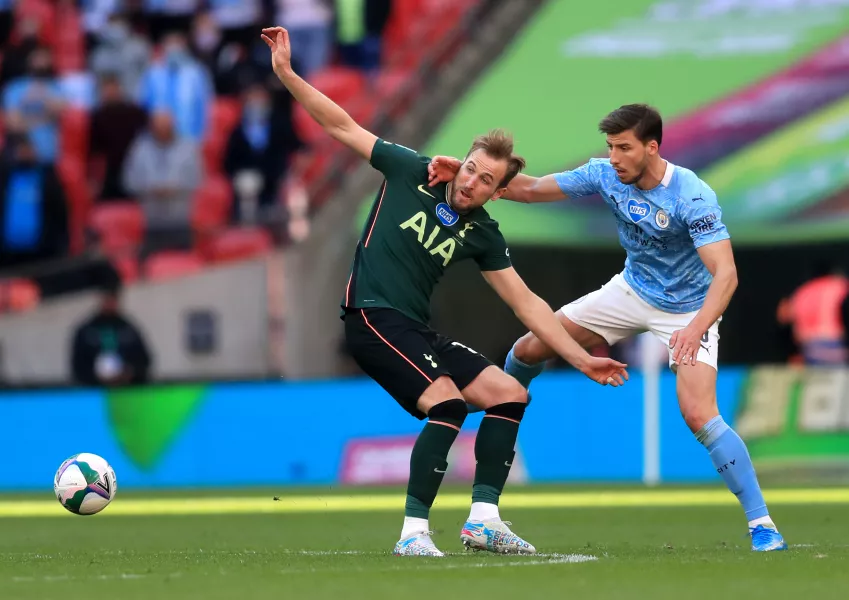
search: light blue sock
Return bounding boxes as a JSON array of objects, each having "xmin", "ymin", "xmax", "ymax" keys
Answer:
[
  {"xmin": 696, "ymin": 416, "xmax": 769, "ymax": 522},
  {"xmin": 504, "ymin": 346, "xmax": 545, "ymax": 389}
]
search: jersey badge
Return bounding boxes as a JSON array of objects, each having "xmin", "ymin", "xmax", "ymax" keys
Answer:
[
  {"xmin": 627, "ymin": 199, "xmax": 651, "ymax": 223},
  {"xmin": 435, "ymin": 202, "xmax": 459, "ymax": 226}
]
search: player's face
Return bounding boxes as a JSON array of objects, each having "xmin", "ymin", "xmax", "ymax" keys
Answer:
[
  {"xmin": 607, "ymin": 130, "xmax": 656, "ymax": 185},
  {"xmin": 450, "ymin": 150, "xmax": 508, "ymax": 213}
]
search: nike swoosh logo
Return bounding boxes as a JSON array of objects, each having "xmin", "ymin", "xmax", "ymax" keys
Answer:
[
  {"xmin": 417, "ymin": 184, "xmax": 436, "ymax": 199},
  {"xmin": 504, "ymin": 462, "xmax": 513, "ymax": 467},
  {"xmin": 434, "ymin": 468, "xmax": 446, "ymax": 474}
]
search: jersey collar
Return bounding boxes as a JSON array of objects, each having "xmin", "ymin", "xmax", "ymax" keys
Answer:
[{"xmin": 660, "ymin": 160, "xmax": 675, "ymax": 187}]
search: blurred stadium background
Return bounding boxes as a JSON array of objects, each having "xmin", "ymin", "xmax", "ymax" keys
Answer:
[{"xmin": 0, "ymin": 0, "xmax": 848, "ymax": 498}]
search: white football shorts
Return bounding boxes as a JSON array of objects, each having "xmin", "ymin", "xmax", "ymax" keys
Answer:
[{"xmin": 560, "ymin": 273, "xmax": 720, "ymax": 371}]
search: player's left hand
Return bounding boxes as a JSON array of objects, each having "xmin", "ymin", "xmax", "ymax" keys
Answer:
[
  {"xmin": 428, "ymin": 156, "xmax": 462, "ymax": 186},
  {"xmin": 669, "ymin": 325, "xmax": 704, "ymax": 367},
  {"xmin": 578, "ymin": 356, "xmax": 630, "ymax": 387}
]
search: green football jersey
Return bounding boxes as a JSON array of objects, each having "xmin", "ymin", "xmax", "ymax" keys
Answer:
[{"xmin": 341, "ymin": 139, "xmax": 512, "ymax": 324}]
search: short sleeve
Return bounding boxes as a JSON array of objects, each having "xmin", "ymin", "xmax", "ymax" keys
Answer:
[
  {"xmin": 475, "ymin": 228, "xmax": 512, "ymax": 272},
  {"xmin": 553, "ymin": 159, "xmax": 603, "ymax": 199},
  {"xmin": 678, "ymin": 186, "xmax": 731, "ymax": 248},
  {"xmin": 369, "ymin": 138, "xmax": 425, "ymax": 178}
]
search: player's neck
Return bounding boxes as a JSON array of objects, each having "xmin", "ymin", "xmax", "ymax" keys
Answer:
[{"xmin": 635, "ymin": 157, "xmax": 667, "ymax": 191}]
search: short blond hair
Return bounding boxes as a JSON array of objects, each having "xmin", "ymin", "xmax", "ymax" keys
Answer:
[{"xmin": 466, "ymin": 129, "xmax": 526, "ymax": 188}]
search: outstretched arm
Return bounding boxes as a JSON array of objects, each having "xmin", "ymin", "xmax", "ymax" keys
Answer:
[
  {"xmin": 262, "ymin": 27, "xmax": 376, "ymax": 160},
  {"xmin": 482, "ymin": 267, "xmax": 629, "ymax": 386},
  {"xmin": 428, "ymin": 157, "xmax": 565, "ymax": 203}
]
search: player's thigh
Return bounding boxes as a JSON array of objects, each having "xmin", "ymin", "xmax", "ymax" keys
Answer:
[
  {"xmin": 429, "ymin": 335, "xmax": 525, "ymax": 411},
  {"xmin": 514, "ymin": 275, "xmax": 645, "ymax": 363},
  {"xmin": 343, "ymin": 308, "xmax": 461, "ymax": 419},
  {"xmin": 675, "ymin": 361, "xmax": 719, "ymax": 432},
  {"xmin": 648, "ymin": 311, "xmax": 721, "ymax": 372}
]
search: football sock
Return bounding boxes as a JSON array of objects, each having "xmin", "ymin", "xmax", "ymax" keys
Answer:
[
  {"xmin": 471, "ymin": 402, "xmax": 527, "ymax": 507},
  {"xmin": 695, "ymin": 416, "xmax": 770, "ymax": 523},
  {"xmin": 469, "ymin": 501, "xmax": 500, "ymax": 521},
  {"xmin": 404, "ymin": 399, "xmax": 466, "ymax": 520},
  {"xmin": 400, "ymin": 516, "xmax": 430, "ymax": 539},
  {"xmin": 504, "ymin": 346, "xmax": 545, "ymax": 389}
]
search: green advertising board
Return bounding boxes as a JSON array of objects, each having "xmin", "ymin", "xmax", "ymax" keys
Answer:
[{"xmin": 735, "ymin": 367, "xmax": 849, "ymax": 481}]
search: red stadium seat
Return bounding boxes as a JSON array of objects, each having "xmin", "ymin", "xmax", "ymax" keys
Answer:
[
  {"xmin": 191, "ymin": 175, "xmax": 233, "ymax": 232},
  {"xmin": 89, "ymin": 202, "xmax": 146, "ymax": 254},
  {"xmin": 60, "ymin": 108, "xmax": 89, "ymax": 160},
  {"xmin": 307, "ymin": 67, "xmax": 367, "ymax": 105},
  {"xmin": 111, "ymin": 254, "xmax": 140, "ymax": 284},
  {"xmin": 143, "ymin": 251, "xmax": 205, "ymax": 281},
  {"xmin": 203, "ymin": 227, "xmax": 273, "ymax": 264},
  {"xmin": 203, "ymin": 99, "xmax": 242, "ymax": 173},
  {"xmin": 1, "ymin": 279, "xmax": 40, "ymax": 313},
  {"xmin": 56, "ymin": 157, "xmax": 90, "ymax": 254}
]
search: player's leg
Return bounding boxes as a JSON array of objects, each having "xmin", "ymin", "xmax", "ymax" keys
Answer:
[
  {"xmin": 343, "ymin": 308, "xmax": 466, "ymax": 556},
  {"xmin": 506, "ymin": 274, "xmax": 643, "ymax": 388},
  {"xmin": 652, "ymin": 316, "xmax": 787, "ymax": 551},
  {"xmin": 436, "ymin": 339, "xmax": 535, "ymax": 554}
]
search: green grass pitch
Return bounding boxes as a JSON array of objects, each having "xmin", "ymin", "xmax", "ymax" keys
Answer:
[{"xmin": 2, "ymin": 485, "xmax": 847, "ymax": 600}]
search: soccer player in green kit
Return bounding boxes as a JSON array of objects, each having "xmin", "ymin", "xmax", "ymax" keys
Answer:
[{"xmin": 263, "ymin": 27, "xmax": 629, "ymax": 557}]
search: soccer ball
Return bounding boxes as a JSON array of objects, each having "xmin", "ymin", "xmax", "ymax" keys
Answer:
[{"xmin": 54, "ymin": 453, "xmax": 117, "ymax": 515}]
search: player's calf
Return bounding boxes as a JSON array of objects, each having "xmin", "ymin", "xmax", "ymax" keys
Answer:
[
  {"xmin": 460, "ymin": 399, "xmax": 536, "ymax": 554},
  {"xmin": 680, "ymin": 365, "xmax": 787, "ymax": 550},
  {"xmin": 396, "ymin": 397, "xmax": 467, "ymax": 556}
]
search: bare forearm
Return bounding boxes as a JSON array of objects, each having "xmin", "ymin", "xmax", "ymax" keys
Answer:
[
  {"xmin": 504, "ymin": 174, "xmax": 538, "ymax": 203},
  {"xmin": 515, "ymin": 295, "xmax": 589, "ymax": 369},
  {"xmin": 275, "ymin": 67, "xmax": 355, "ymax": 136},
  {"xmin": 691, "ymin": 268, "xmax": 737, "ymax": 333}
]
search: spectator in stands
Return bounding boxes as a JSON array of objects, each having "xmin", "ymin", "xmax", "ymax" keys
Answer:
[
  {"xmin": 335, "ymin": 0, "xmax": 391, "ymax": 75},
  {"xmin": 89, "ymin": 74, "xmax": 149, "ymax": 201},
  {"xmin": 91, "ymin": 14, "xmax": 152, "ymax": 99},
  {"xmin": 138, "ymin": 31, "xmax": 213, "ymax": 141},
  {"xmin": 2, "ymin": 47, "xmax": 64, "ymax": 165},
  {"xmin": 70, "ymin": 280, "xmax": 152, "ymax": 386},
  {"xmin": 214, "ymin": 41, "xmax": 265, "ymax": 97},
  {"xmin": 276, "ymin": 0, "xmax": 333, "ymax": 77},
  {"xmin": 224, "ymin": 82, "xmax": 302, "ymax": 222},
  {"xmin": 776, "ymin": 261, "xmax": 849, "ymax": 366},
  {"xmin": 0, "ymin": 17, "xmax": 41, "ymax": 88},
  {"xmin": 208, "ymin": 0, "xmax": 262, "ymax": 49},
  {"xmin": 143, "ymin": 0, "xmax": 201, "ymax": 43},
  {"xmin": 81, "ymin": 0, "xmax": 122, "ymax": 51},
  {"xmin": 0, "ymin": 133, "xmax": 69, "ymax": 269},
  {"xmin": 0, "ymin": 0, "xmax": 13, "ymax": 48},
  {"xmin": 190, "ymin": 11, "xmax": 222, "ymax": 69},
  {"xmin": 122, "ymin": 110, "xmax": 201, "ymax": 253}
]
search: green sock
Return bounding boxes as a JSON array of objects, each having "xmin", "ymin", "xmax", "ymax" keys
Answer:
[
  {"xmin": 472, "ymin": 409, "xmax": 523, "ymax": 505},
  {"xmin": 405, "ymin": 402, "xmax": 465, "ymax": 518}
]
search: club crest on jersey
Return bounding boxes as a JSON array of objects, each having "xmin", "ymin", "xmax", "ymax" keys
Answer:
[
  {"xmin": 627, "ymin": 199, "xmax": 651, "ymax": 223},
  {"xmin": 655, "ymin": 209, "xmax": 669, "ymax": 229},
  {"xmin": 435, "ymin": 203, "xmax": 459, "ymax": 226}
]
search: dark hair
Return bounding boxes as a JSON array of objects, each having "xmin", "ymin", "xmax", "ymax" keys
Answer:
[
  {"xmin": 598, "ymin": 104, "xmax": 663, "ymax": 146},
  {"xmin": 466, "ymin": 129, "xmax": 527, "ymax": 188}
]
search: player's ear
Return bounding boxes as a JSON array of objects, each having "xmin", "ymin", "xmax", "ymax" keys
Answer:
[
  {"xmin": 490, "ymin": 187, "xmax": 508, "ymax": 202},
  {"xmin": 647, "ymin": 140, "xmax": 659, "ymax": 155}
]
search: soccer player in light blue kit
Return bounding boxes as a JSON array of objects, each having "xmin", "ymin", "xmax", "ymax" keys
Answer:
[{"xmin": 428, "ymin": 104, "xmax": 786, "ymax": 552}]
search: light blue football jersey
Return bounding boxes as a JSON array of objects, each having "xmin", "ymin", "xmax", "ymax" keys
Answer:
[{"xmin": 554, "ymin": 158, "xmax": 730, "ymax": 314}]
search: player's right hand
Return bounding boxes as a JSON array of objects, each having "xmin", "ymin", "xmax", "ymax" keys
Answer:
[
  {"xmin": 578, "ymin": 356, "xmax": 629, "ymax": 387},
  {"xmin": 428, "ymin": 156, "xmax": 462, "ymax": 186},
  {"xmin": 261, "ymin": 27, "xmax": 293, "ymax": 78}
]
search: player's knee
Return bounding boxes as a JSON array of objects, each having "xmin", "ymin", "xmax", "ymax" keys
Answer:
[
  {"xmin": 491, "ymin": 377, "xmax": 529, "ymax": 407},
  {"xmin": 485, "ymin": 396, "xmax": 528, "ymax": 422},
  {"xmin": 679, "ymin": 401, "xmax": 718, "ymax": 433},
  {"xmin": 427, "ymin": 397, "xmax": 468, "ymax": 429},
  {"xmin": 513, "ymin": 333, "xmax": 543, "ymax": 364}
]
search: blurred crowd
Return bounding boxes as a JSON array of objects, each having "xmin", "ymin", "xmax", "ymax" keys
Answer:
[{"xmin": 0, "ymin": 0, "xmax": 394, "ymax": 276}]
